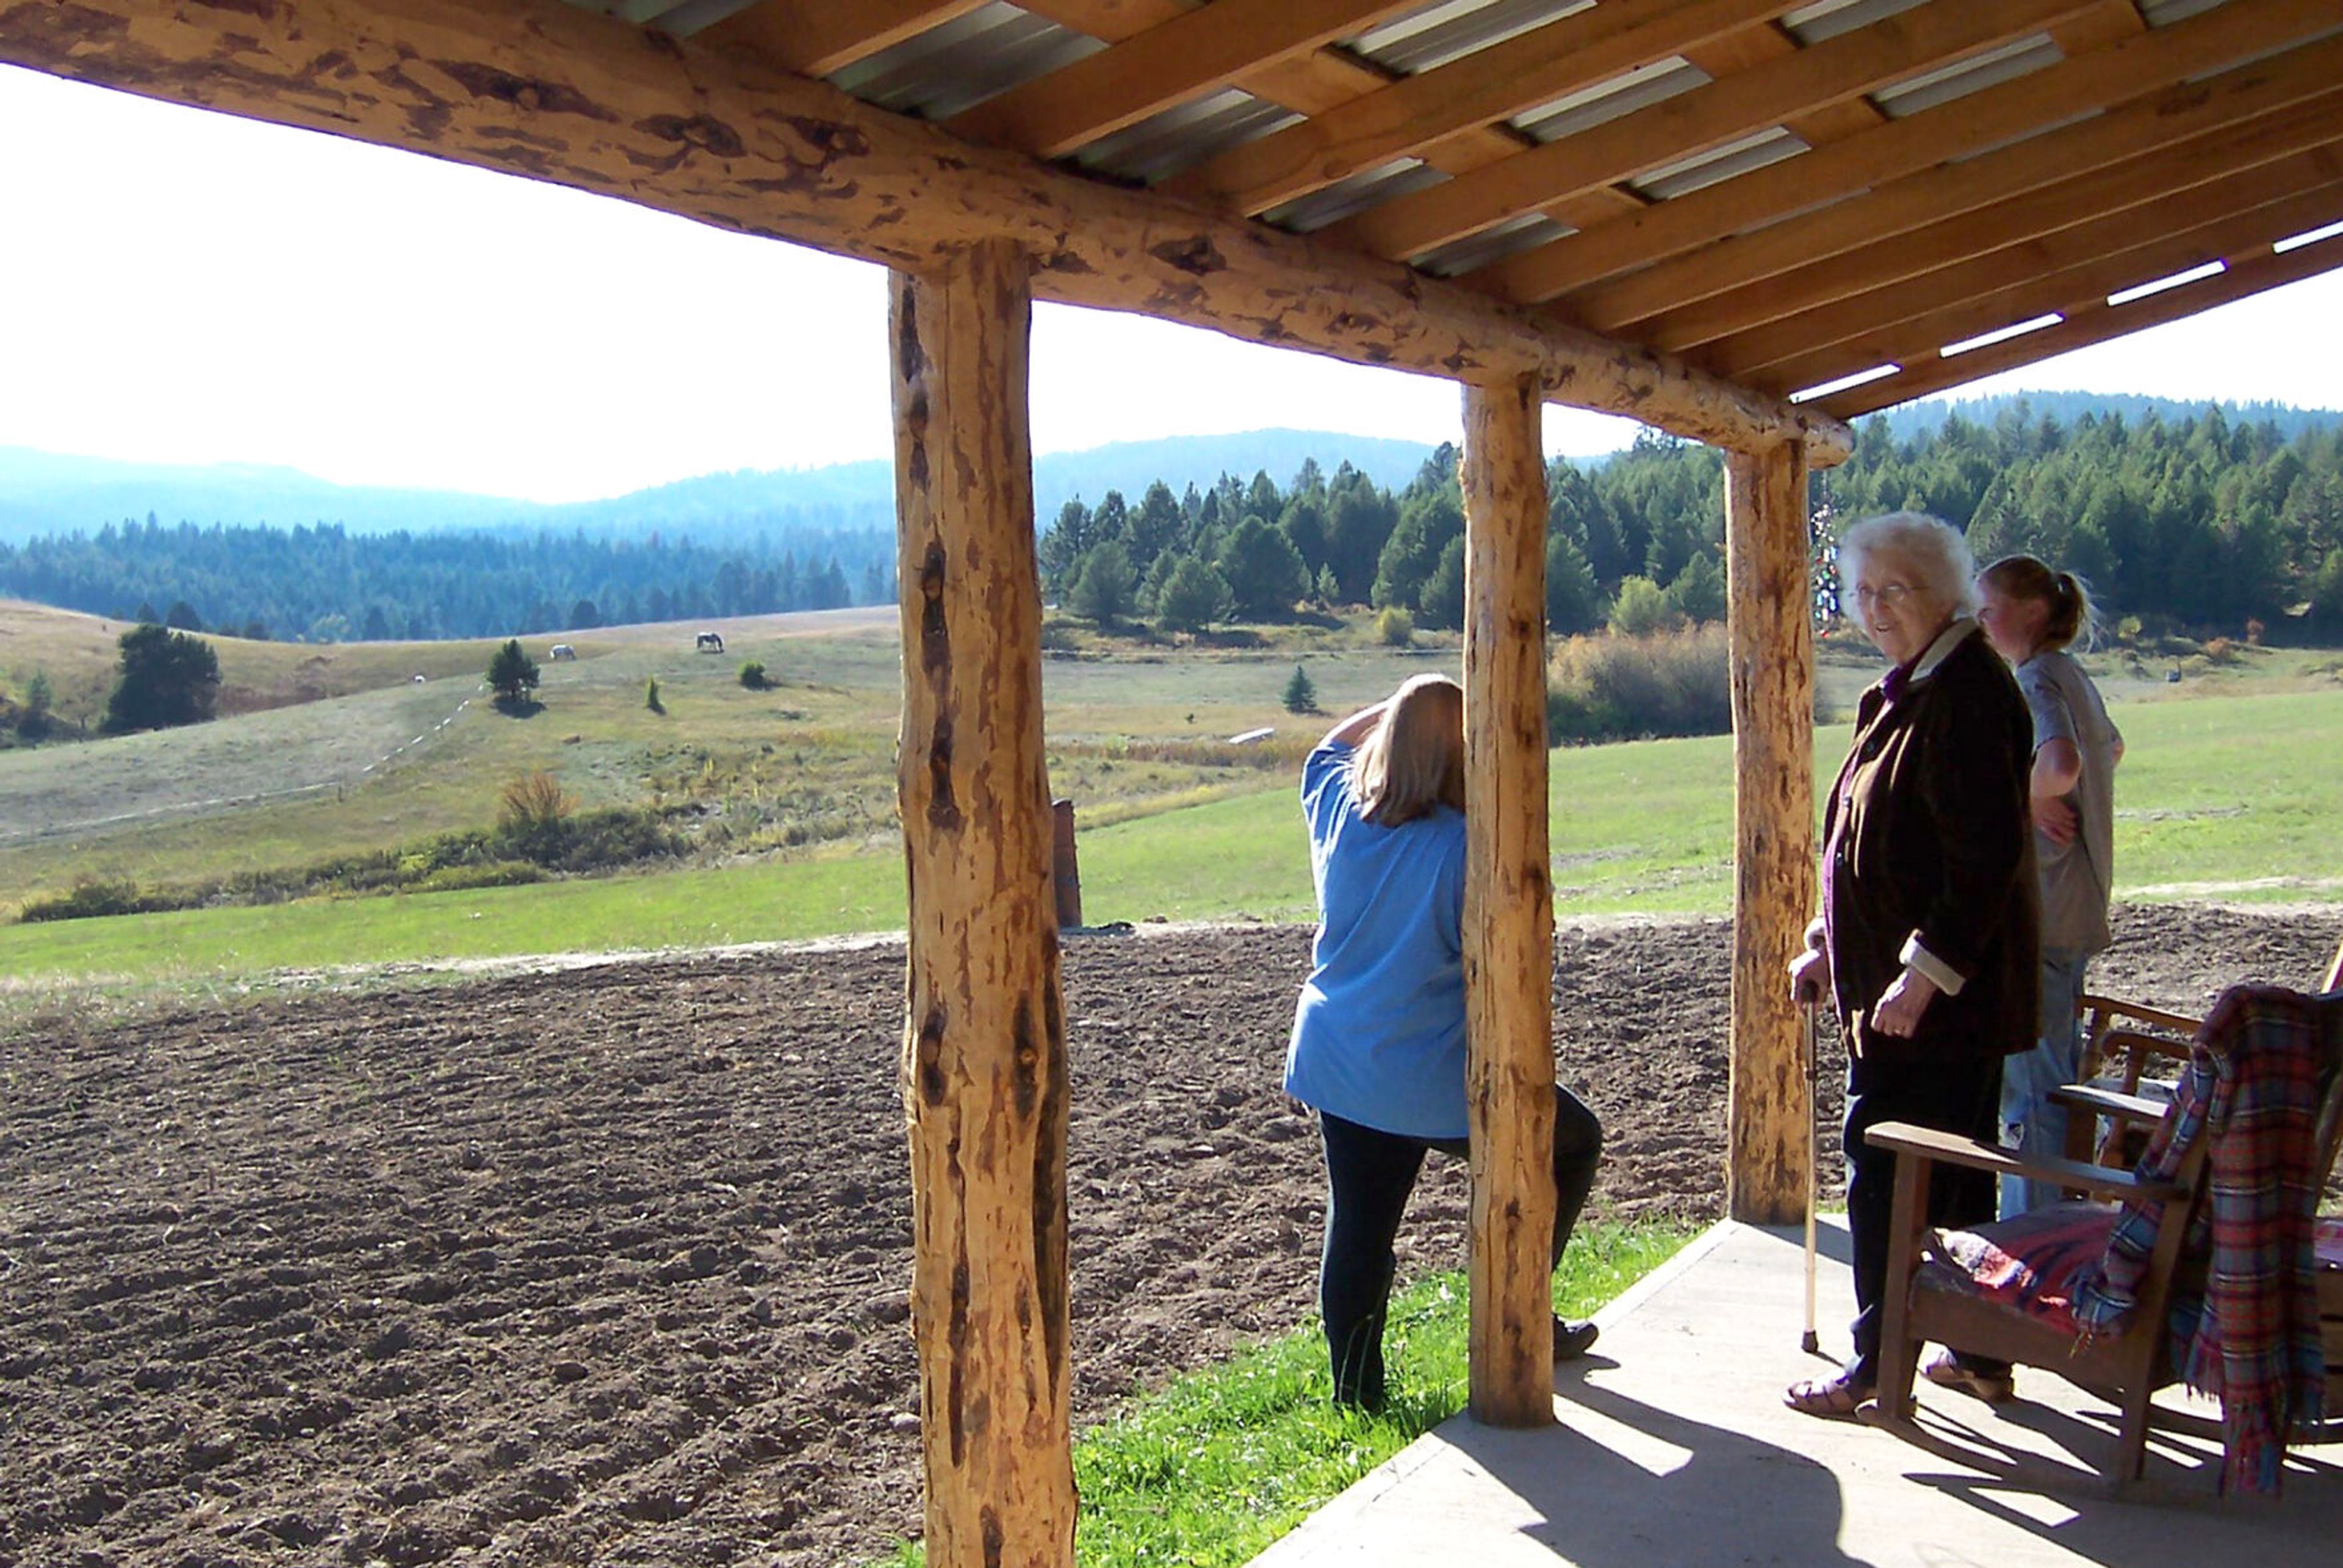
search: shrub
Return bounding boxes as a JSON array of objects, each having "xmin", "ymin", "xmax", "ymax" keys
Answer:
[
  {"xmin": 411, "ymin": 861, "xmax": 545, "ymax": 894},
  {"xmin": 646, "ymin": 675, "xmax": 665, "ymax": 714},
  {"xmin": 497, "ymin": 771, "xmax": 577, "ymax": 864},
  {"xmin": 1547, "ymin": 625, "xmax": 1731, "ymax": 744},
  {"xmin": 1376, "ymin": 606, "xmax": 1413, "ymax": 647},
  {"xmin": 1282, "ymin": 664, "xmax": 1319, "ymax": 714},
  {"xmin": 19, "ymin": 877, "xmax": 157, "ymax": 923},
  {"xmin": 739, "ymin": 661, "xmax": 769, "ymax": 689}
]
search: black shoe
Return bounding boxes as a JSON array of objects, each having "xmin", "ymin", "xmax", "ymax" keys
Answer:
[{"xmin": 1553, "ymin": 1317, "xmax": 1600, "ymax": 1361}]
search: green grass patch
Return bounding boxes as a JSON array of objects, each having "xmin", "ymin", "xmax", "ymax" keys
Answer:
[
  {"xmin": 880, "ymin": 1220, "xmax": 1696, "ymax": 1568},
  {"xmin": 7, "ymin": 682, "xmax": 2339, "ymax": 1007}
]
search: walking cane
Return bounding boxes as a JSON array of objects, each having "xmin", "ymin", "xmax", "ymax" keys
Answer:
[{"xmin": 1801, "ymin": 997, "xmax": 1821, "ymax": 1356}]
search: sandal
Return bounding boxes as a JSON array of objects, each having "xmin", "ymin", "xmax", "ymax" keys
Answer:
[
  {"xmin": 1923, "ymin": 1351, "xmax": 2015, "ymax": 1404},
  {"xmin": 1784, "ymin": 1371, "xmax": 1873, "ymax": 1419}
]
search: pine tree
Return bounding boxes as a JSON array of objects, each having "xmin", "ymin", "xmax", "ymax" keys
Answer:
[
  {"xmin": 103, "ymin": 624, "xmax": 220, "ymax": 733},
  {"xmin": 1282, "ymin": 664, "xmax": 1318, "ymax": 714},
  {"xmin": 486, "ymin": 638, "xmax": 540, "ymax": 706}
]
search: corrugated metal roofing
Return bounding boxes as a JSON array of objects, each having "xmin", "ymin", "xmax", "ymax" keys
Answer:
[{"xmin": 522, "ymin": 0, "xmax": 2343, "ymax": 422}]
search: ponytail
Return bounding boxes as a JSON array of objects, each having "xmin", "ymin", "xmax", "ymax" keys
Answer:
[
  {"xmin": 2043, "ymin": 570, "xmax": 2095, "ymax": 652},
  {"xmin": 1980, "ymin": 554, "xmax": 2098, "ymax": 653}
]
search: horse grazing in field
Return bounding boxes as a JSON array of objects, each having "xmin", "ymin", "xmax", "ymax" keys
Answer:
[
  {"xmin": 696, "ymin": 631, "xmax": 725, "ymax": 653},
  {"xmin": 549, "ymin": 644, "xmax": 577, "ymax": 661}
]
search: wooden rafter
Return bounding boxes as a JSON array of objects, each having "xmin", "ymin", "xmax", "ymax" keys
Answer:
[
  {"xmin": 1813, "ymin": 236, "xmax": 2343, "ymax": 421},
  {"xmin": 0, "ymin": 0, "xmax": 1846, "ymax": 460},
  {"xmin": 1018, "ymin": 0, "xmax": 1647, "ymax": 229},
  {"xmin": 699, "ymin": 0, "xmax": 988, "ymax": 78},
  {"xmin": 1481, "ymin": 0, "xmax": 2336, "ymax": 306},
  {"xmin": 1319, "ymin": 0, "xmax": 2104, "ymax": 264},
  {"xmin": 1728, "ymin": 156, "xmax": 2343, "ymax": 390},
  {"xmin": 1156, "ymin": 0, "xmax": 1797, "ymax": 218},
  {"xmin": 1575, "ymin": 24, "xmax": 2343, "ymax": 336},
  {"xmin": 1639, "ymin": 84, "xmax": 2343, "ymax": 355},
  {"xmin": 946, "ymin": 0, "xmax": 1422, "ymax": 160}
]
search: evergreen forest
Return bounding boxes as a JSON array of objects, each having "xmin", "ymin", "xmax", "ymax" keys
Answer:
[
  {"xmin": 0, "ymin": 521, "xmax": 877, "ymax": 642},
  {"xmin": 2, "ymin": 398, "xmax": 2340, "ymax": 645},
  {"xmin": 1042, "ymin": 400, "xmax": 2343, "ymax": 641}
]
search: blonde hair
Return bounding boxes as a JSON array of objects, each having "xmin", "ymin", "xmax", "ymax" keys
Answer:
[
  {"xmin": 1355, "ymin": 674, "xmax": 1465, "ymax": 827},
  {"xmin": 1979, "ymin": 553, "xmax": 2097, "ymax": 652}
]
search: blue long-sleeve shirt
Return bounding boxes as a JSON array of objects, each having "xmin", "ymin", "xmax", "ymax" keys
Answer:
[{"xmin": 1283, "ymin": 740, "xmax": 1469, "ymax": 1140}]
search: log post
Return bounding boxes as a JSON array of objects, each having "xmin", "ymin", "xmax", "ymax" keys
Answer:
[
  {"xmin": 890, "ymin": 240, "xmax": 1076, "ymax": 1568},
  {"xmin": 1460, "ymin": 375, "xmax": 1558, "ymax": 1427},
  {"xmin": 1722, "ymin": 441, "xmax": 1815, "ymax": 1225}
]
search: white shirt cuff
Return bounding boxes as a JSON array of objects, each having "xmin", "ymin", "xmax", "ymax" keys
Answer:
[{"xmin": 1898, "ymin": 933, "xmax": 1967, "ymax": 997}]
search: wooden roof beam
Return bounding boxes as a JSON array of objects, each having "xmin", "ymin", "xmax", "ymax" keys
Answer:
[
  {"xmin": 1812, "ymin": 235, "xmax": 2343, "ymax": 421},
  {"xmin": 1020, "ymin": 0, "xmax": 1646, "ymax": 229},
  {"xmin": 1680, "ymin": 9, "xmax": 1884, "ymax": 151},
  {"xmin": 1740, "ymin": 158, "xmax": 2343, "ymax": 393},
  {"xmin": 945, "ymin": 0, "xmax": 1422, "ymax": 160},
  {"xmin": 697, "ymin": 0, "xmax": 989, "ymax": 79},
  {"xmin": 0, "ymin": 0, "xmax": 1849, "ymax": 462},
  {"xmin": 1157, "ymin": 0, "xmax": 1798, "ymax": 217},
  {"xmin": 1599, "ymin": 32, "xmax": 2343, "ymax": 343},
  {"xmin": 1483, "ymin": 0, "xmax": 2339, "ymax": 306},
  {"xmin": 1320, "ymin": 0, "xmax": 2107, "ymax": 264},
  {"xmin": 1638, "ymin": 83, "xmax": 2343, "ymax": 354}
]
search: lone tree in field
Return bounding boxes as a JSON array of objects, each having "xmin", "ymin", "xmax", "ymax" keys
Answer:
[
  {"xmin": 1282, "ymin": 663, "xmax": 1319, "ymax": 714},
  {"xmin": 486, "ymin": 638, "xmax": 539, "ymax": 709},
  {"xmin": 103, "ymin": 624, "xmax": 220, "ymax": 733}
]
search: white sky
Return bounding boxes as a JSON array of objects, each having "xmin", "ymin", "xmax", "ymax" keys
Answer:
[{"xmin": 5, "ymin": 63, "xmax": 2341, "ymax": 506}]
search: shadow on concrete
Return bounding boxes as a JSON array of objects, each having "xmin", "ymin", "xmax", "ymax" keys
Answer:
[{"xmin": 1450, "ymin": 1364, "xmax": 1863, "ymax": 1566}]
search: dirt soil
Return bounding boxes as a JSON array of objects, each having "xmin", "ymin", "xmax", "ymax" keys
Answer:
[{"xmin": 4, "ymin": 905, "xmax": 2336, "ymax": 1567}]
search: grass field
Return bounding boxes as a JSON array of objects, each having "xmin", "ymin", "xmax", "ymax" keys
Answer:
[
  {"xmin": 5, "ymin": 675, "xmax": 2337, "ymax": 1009},
  {"xmin": 6, "ymin": 597, "xmax": 2339, "ymax": 1009},
  {"xmin": 0, "ymin": 600, "xmax": 1445, "ymax": 915}
]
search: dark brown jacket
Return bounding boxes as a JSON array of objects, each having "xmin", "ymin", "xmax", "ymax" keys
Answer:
[{"xmin": 1823, "ymin": 623, "xmax": 2040, "ymax": 1068}]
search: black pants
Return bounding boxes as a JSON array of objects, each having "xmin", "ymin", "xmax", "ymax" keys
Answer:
[
  {"xmin": 1842, "ymin": 1051, "xmax": 2001, "ymax": 1386},
  {"xmin": 1319, "ymin": 1084, "xmax": 1603, "ymax": 1409}
]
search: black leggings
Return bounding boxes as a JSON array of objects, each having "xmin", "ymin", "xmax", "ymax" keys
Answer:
[{"xmin": 1318, "ymin": 1084, "xmax": 1603, "ymax": 1409}]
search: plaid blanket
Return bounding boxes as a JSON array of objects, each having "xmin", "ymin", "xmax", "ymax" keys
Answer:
[{"xmin": 2070, "ymin": 984, "xmax": 2340, "ymax": 1495}]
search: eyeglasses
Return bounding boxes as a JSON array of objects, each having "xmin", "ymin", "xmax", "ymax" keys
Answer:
[{"xmin": 1852, "ymin": 583, "xmax": 1918, "ymax": 609}]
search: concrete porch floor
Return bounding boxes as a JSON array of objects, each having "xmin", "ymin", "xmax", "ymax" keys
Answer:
[{"xmin": 1248, "ymin": 1218, "xmax": 2341, "ymax": 1566}]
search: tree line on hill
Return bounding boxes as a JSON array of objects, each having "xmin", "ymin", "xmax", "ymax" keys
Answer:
[
  {"xmin": 4, "ymin": 399, "xmax": 2339, "ymax": 664},
  {"xmin": 0, "ymin": 519, "xmax": 879, "ymax": 642},
  {"xmin": 1041, "ymin": 399, "xmax": 2343, "ymax": 642}
]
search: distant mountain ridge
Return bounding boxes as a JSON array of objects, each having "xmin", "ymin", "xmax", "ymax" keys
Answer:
[
  {"xmin": 1867, "ymin": 389, "xmax": 2342, "ymax": 447},
  {"xmin": 6, "ymin": 394, "xmax": 2337, "ymax": 549},
  {"xmin": 0, "ymin": 430, "xmax": 1445, "ymax": 547}
]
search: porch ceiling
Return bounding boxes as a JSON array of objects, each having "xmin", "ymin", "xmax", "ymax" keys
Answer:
[
  {"xmin": 607, "ymin": 0, "xmax": 2343, "ymax": 424},
  {"xmin": 9, "ymin": 1, "xmax": 2338, "ymax": 448}
]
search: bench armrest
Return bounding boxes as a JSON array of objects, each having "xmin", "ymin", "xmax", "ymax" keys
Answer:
[
  {"xmin": 2050, "ymin": 1082, "xmax": 2168, "ymax": 1127},
  {"xmin": 2078, "ymin": 993, "xmax": 2201, "ymax": 1035},
  {"xmin": 1863, "ymin": 1120, "xmax": 2184, "ymax": 1204}
]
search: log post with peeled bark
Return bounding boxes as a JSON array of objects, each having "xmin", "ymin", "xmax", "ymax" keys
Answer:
[
  {"xmin": 1460, "ymin": 375, "xmax": 1558, "ymax": 1427},
  {"xmin": 1722, "ymin": 441, "xmax": 1816, "ymax": 1225},
  {"xmin": 890, "ymin": 239, "xmax": 1076, "ymax": 1568}
]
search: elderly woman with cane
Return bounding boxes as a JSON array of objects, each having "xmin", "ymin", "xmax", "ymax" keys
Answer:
[
  {"xmin": 1785, "ymin": 513, "xmax": 2040, "ymax": 1418},
  {"xmin": 1284, "ymin": 672, "xmax": 1604, "ymax": 1411}
]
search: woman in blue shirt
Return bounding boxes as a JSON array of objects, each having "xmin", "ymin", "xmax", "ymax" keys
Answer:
[{"xmin": 1285, "ymin": 672, "xmax": 1604, "ymax": 1409}]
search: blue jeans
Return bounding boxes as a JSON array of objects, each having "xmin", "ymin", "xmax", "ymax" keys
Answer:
[{"xmin": 2000, "ymin": 951, "xmax": 2089, "ymax": 1217}]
